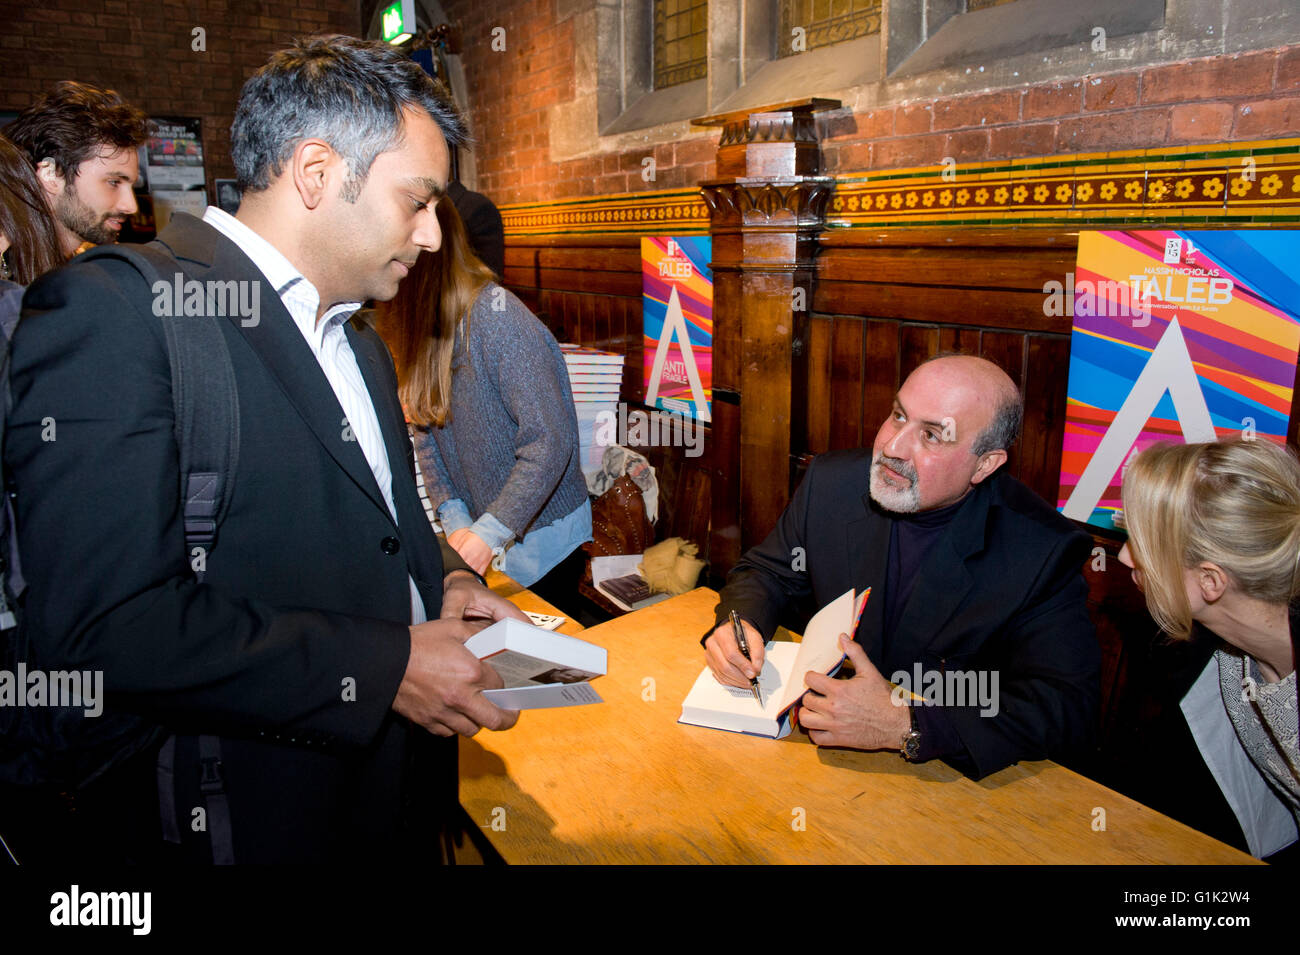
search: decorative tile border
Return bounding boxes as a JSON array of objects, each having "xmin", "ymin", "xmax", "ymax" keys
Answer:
[
  {"xmin": 499, "ymin": 138, "xmax": 1300, "ymax": 236},
  {"xmin": 826, "ymin": 140, "xmax": 1300, "ymax": 227},
  {"xmin": 500, "ymin": 188, "xmax": 710, "ymax": 237}
]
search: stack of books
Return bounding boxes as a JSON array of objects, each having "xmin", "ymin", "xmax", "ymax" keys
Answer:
[{"xmin": 560, "ymin": 344, "xmax": 625, "ymax": 477}]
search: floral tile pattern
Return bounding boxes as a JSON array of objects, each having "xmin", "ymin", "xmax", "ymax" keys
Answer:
[{"xmin": 499, "ymin": 140, "xmax": 1300, "ymax": 236}]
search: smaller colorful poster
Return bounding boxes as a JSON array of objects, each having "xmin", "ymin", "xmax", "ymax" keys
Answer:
[
  {"xmin": 642, "ymin": 237, "xmax": 713, "ymax": 422},
  {"xmin": 146, "ymin": 117, "xmax": 205, "ymax": 191},
  {"xmin": 1058, "ymin": 229, "xmax": 1300, "ymax": 530}
]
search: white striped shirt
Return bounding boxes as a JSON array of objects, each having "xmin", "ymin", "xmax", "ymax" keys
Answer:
[{"xmin": 202, "ymin": 206, "xmax": 426, "ymax": 624}]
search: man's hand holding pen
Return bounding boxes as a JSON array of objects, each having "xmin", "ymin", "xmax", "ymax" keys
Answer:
[{"xmin": 704, "ymin": 615, "xmax": 766, "ymax": 689}]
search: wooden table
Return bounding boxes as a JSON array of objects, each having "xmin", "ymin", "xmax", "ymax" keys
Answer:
[{"xmin": 462, "ymin": 585, "xmax": 1257, "ymax": 864}]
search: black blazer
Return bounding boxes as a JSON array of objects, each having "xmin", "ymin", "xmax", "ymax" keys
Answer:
[
  {"xmin": 713, "ymin": 449, "xmax": 1100, "ymax": 779},
  {"xmin": 5, "ymin": 214, "xmax": 470, "ymax": 861}
]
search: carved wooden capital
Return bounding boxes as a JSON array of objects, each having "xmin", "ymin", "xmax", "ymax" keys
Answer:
[{"xmin": 700, "ymin": 177, "xmax": 836, "ymax": 229}]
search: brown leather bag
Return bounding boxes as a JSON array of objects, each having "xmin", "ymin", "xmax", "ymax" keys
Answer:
[{"xmin": 582, "ymin": 475, "xmax": 653, "ymax": 578}]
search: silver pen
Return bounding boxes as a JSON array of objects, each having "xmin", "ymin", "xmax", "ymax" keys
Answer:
[{"xmin": 730, "ymin": 610, "xmax": 763, "ymax": 708}]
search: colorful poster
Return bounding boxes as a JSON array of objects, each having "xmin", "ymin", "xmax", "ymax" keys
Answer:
[
  {"xmin": 642, "ymin": 237, "xmax": 713, "ymax": 422},
  {"xmin": 145, "ymin": 117, "xmax": 205, "ymax": 191},
  {"xmin": 1058, "ymin": 230, "xmax": 1300, "ymax": 530}
]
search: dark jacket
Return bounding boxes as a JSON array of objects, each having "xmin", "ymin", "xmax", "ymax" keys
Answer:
[
  {"xmin": 713, "ymin": 449, "xmax": 1100, "ymax": 779},
  {"xmin": 4, "ymin": 215, "xmax": 469, "ymax": 862}
]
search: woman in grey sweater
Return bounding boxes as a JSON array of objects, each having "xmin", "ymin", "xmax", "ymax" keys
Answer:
[{"xmin": 371, "ymin": 199, "xmax": 591, "ymax": 613}]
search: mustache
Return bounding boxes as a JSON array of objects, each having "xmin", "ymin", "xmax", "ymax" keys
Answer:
[{"xmin": 873, "ymin": 453, "xmax": 917, "ymax": 482}]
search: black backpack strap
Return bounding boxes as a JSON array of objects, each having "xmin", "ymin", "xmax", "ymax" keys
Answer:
[
  {"xmin": 159, "ymin": 292, "xmax": 241, "ymax": 568},
  {"xmin": 78, "ymin": 244, "xmax": 241, "ymax": 556},
  {"xmin": 78, "ymin": 244, "xmax": 240, "ymax": 865},
  {"xmin": 197, "ymin": 734, "xmax": 235, "ymax": 864}
]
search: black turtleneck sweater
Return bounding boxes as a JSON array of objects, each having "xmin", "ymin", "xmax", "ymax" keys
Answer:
[{"xmin": 878, "ymin": 492, "xmax": 972, "ymax": 765}]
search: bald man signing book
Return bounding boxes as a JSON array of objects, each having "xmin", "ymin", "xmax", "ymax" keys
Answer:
[{"xmin": 702, "ymin": 356, "xmax": 1100, "ymax": 779}]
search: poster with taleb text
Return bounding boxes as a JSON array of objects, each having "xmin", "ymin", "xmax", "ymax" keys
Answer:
[
  {"xmin": 642, "ymin": 237, "xmax": 713, "ymax": 422},
  {"xmin": 1058, "ymin": 230, "xmax": 1300, "ymax": 531}
]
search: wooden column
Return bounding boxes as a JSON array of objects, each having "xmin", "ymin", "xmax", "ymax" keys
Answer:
[{"xmin": 693, "ymin": 99, "xmax": 837, "ymax": 577}]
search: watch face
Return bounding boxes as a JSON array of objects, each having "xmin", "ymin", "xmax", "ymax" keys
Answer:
[{"xmin": 903, "ymin": 731, "xmax": 922, "ymax": 760}]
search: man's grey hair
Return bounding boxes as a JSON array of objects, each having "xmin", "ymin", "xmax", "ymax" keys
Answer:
[
  {"xmin": 231, "ymin": 34, "xmax": 469, "ymax": 199},
  {"xmin": 971, "ymin": 391, "xmax": 1023, "ymax": 456}
]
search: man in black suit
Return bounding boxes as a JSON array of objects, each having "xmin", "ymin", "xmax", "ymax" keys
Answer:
[
  {"xmin": 705, "ymin": 356, "xmax": 1098, "ymax": 779},
  {"xmin": 4, "ymin": 36, "xmax": 525, "ymax": 862}
]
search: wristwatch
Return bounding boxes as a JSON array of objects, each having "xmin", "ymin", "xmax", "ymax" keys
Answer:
[{"xmin": 900, "ymin": 704, "xmax": 922, "ymax": 761}]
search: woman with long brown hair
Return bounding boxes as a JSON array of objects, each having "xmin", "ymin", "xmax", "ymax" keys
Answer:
[
  {"xmin": 1119, "ymin": 438, "xmax": 1299, "ymax": 858},
  {"xmin": 0, "ymin": 132, "xmax": 63, "ymax": 335},
  {"xmin": 372, "ymin": 198, "xmax": 591, "ymax": 614}
]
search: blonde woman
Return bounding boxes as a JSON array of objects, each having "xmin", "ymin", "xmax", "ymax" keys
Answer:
[
  {"xmin": 1119, "ymin": 439, "xmax": 1299, "ymax": 857},
  {"xmin": 371, "ymin": 199, "xmax": 591, "ymax": 614}
]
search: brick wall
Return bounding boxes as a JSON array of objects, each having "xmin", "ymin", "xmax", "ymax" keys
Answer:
[
  {"xmin": 822, "ymin": 48, "xmax": 1300, "ymax": 175},
  {"xmin": 6, "ymin": 1, "xmax": 1298, "ymax": 209},
  {"xmin": 0, "ymin": 0, "xmax": 361, "ymax": 196},
  {"xmin": 433, "ymin": 0, "xmax": 1300, "ymax": 208},
  {"xmin": 434, "ymin": 0, "xmax": 716, "ymax": 204}
]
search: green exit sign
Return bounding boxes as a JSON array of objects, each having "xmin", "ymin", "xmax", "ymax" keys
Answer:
[{"xmin": 380, "ymin": 0, "xmax": 416, "ymax": 44}]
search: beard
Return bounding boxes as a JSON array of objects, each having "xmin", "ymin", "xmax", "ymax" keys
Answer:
[
  {"xmin": 56, "ymin": 185, "xmax": 122, "ymax": 246},
  {"xmin": 869, "ymin": 453, "xmax": 920, "ymax": 513}
]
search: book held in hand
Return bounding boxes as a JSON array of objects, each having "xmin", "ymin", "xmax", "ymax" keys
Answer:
[
  {"xmin": 679, "ymin": 588, "xmax": 870, "ymax": 738},
  {"xmin": 465, "ymin": 617, "xmax": 607, "ymax": 710}
]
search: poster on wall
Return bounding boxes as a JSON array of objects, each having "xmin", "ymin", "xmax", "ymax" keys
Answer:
[
  {"xmin": 145, "ymin": 117, "xmax": 205, "ymax": 190},
  {"xmin": 1057, "ymin": 230, "xmax": 1300, "ymax": 531},
  {"xmin": 144, "ymin": 116, "xmax": 206, "ymax": 234},
  {"xmin": 642, "ymin": 236, "xmax": 713, "ymax": 422}
]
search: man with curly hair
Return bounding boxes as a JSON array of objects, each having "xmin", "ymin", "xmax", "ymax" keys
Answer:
[{"xmin": 6, "ymin": 81, "xmax": 150, "ymax": 257}]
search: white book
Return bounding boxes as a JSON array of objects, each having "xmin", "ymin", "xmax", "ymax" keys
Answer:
[
  {"xmin": 574, "ymin": 382, "xmax": 624, "ymax": 394},
  {"xmin": 560, "ymin": 345, "xmax": 625, "ymax": 366},
  {"xmin": 574, "ymin": 403, "xmax": 619, "ymax": 419},
  {"xmin": 465, "ymin": 617, "xmax": 606, "ymax": 709},
  {"xmin": 565, "ymin": 363, "xmax": 626, "ymax": 375},
  {"xmin": 564, "ymin": 374, "xmax": 624, "ymax": 387},
  {"xmin": 573, "ymin": 393, "xmax": 624, "ymax": 403},
  {"xmin": 678, "ymin": 588, "xmax": 870, "ymax": 738}
]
